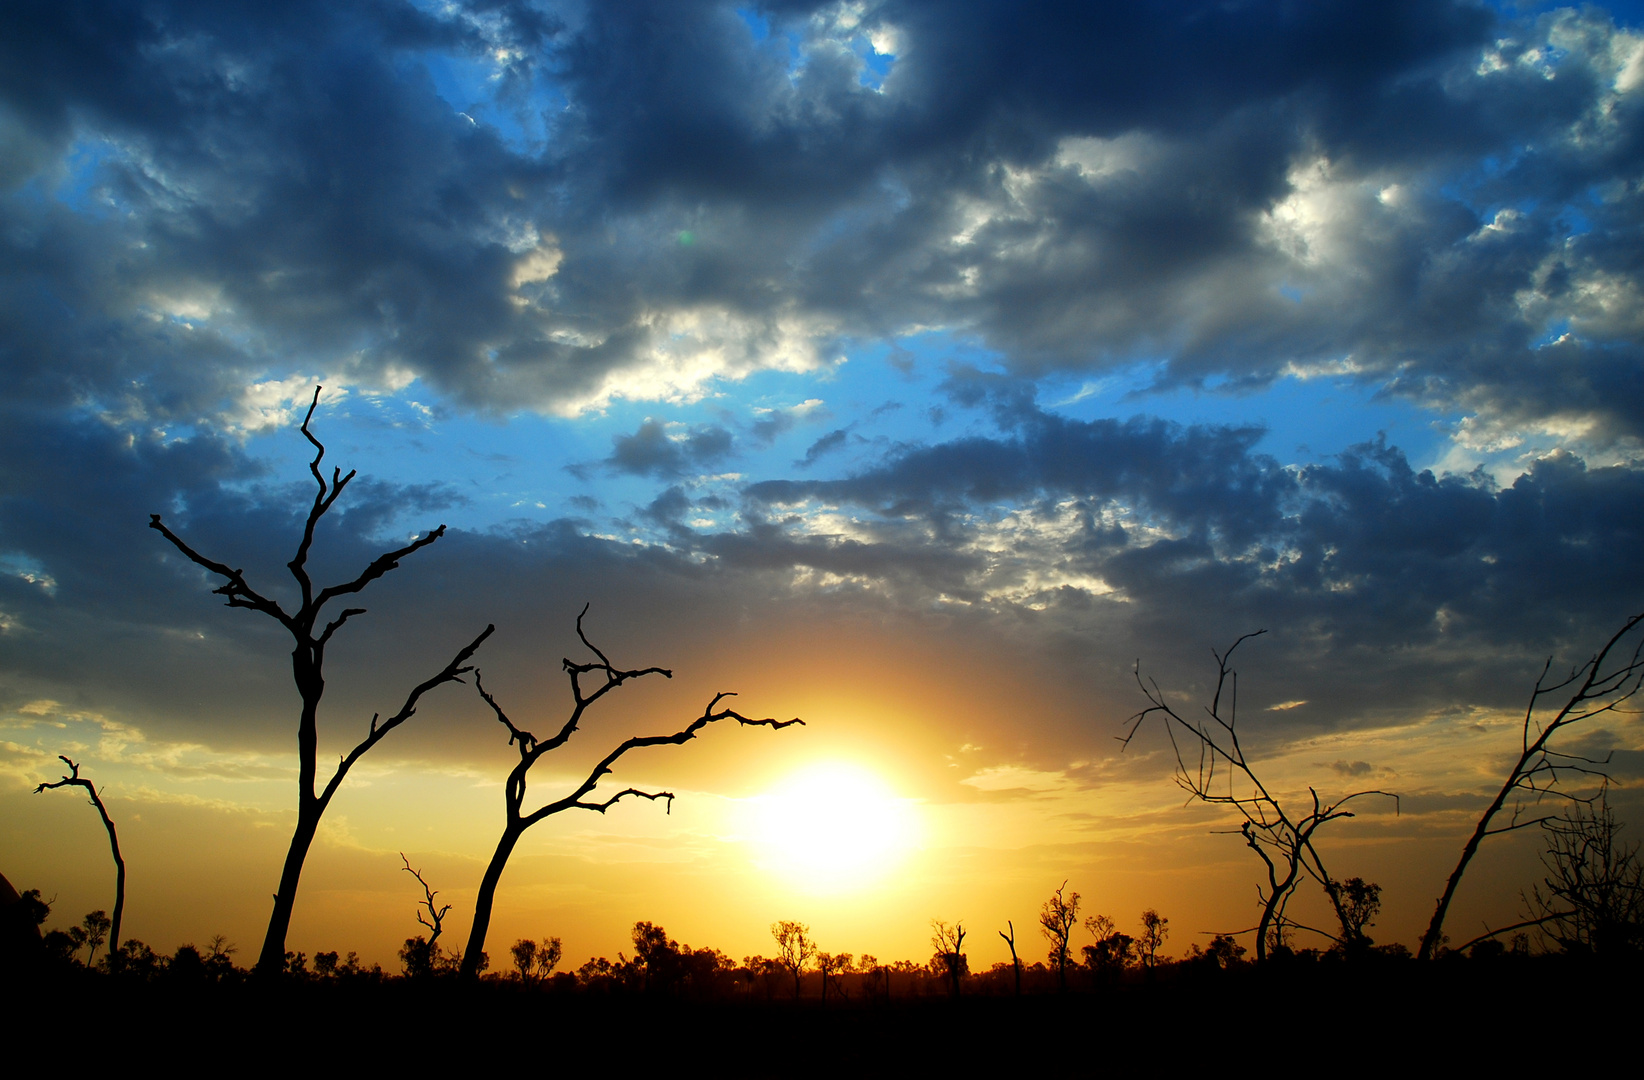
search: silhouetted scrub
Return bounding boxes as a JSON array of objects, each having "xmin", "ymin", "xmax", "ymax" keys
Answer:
[{"xmin": 1522, "ymin": 791, "xmax": 1644, "ymax": 956}]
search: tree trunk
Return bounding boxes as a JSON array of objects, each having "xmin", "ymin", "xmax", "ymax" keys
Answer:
[
  {"xmin": 257, "ymin": 803, "xmax": 320, "ymax": 977},
  {"xmin": 1419, "ymin": 775, "xmax": 1517, "ymax": 959},
  {"xmin": 109, "ymin": 841, "xmax": 125, "ymax": 962},
  {"xmin": 462, "ymin": 823, "xmax": 522, "ymax": 978}
]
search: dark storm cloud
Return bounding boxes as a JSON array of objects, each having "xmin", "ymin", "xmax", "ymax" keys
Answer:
[
  {"xmin": 735, "ymin": 393, "xmax": 1644, "ymax": 722},
  {"xmin": 5, "ymin": 0, "xmax": 1642, "ymax": 444},
  {"xmin": 7, "ymin": 0, "xmax": 1644, "ymax": 773},
  {"xmin": 581, "ymin": 419, "xmax": 734, "ymax": 479},
  {"xmin": 0, "ymin": 404, "xmax": 479, "ymax": 737},
  {"xmin": 3, "ymin": 393, "xmax": 1639, "ymax": 775}
]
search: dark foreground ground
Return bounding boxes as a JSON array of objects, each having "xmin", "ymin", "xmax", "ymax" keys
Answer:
[{"xmin": 11, "ymin": 960, "xmax": 1640, "ymax": 1072}]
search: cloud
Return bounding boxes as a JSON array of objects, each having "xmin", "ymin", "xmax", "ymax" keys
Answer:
[
  {"xmin": 798, "ymin": 427, "xmax": 850, "ymax": 467},
  {"xmin": 593, "ymin": 419, "xmax": 735, "ymax": 478},
  {"xmin": 4, "ymin": 0, "xmax": 1644, "ymax": 806},
  {"xmin": 0, "ymin": 0, "xmax": 1635, "ymax": 455}
]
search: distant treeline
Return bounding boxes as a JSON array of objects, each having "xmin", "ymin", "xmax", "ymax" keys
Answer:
[{"xmin": 1, "ymin": 894, "xmax": 1570, "ymax": 1000}]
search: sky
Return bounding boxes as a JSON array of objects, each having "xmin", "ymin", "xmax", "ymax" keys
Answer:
[{"xmin": 4, "ymin": 0, "xmax": 1644, "ymax": 971}]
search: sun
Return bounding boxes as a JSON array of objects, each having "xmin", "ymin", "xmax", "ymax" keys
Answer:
[{"xmin": 746, "ymin": 761, "xmax": 921, "ymax": 894}]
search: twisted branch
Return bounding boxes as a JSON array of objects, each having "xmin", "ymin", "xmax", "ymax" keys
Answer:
[
  {"xmin": 36, "ymin": 756, "xmax": 125, "ymax": 960},
  {"xmin": 459, "ymin": 608, "xmax": 803, "ymax": 978}
]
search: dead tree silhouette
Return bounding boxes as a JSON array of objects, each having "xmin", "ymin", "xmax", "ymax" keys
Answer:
[
  {"xmin": 34, "ymin": 756, "xmax": 124, "ymax": 961},
  {"xmin": 1123, "ymin": 632, "xmax": 1396, "ymax": 961},
  {"xmin": 1040, "ymin": 881, "xmax": 1079, "ymax": 992},
  {"xmin": 400, "ymin": 853, "xmax": 451, "ymax": 976},
  {"xmin": 1419, "ymin": 611, "xmax": 1644, "ymax": 959},
  {"xmin": 998, "ymin": 920, "xmax": 1021, "ymax": 996},
  {"xmin": 930, "ymin": 919, "xmax": 967, "ymax": 997},
  {"xmin": 149, "ymin": 387, "xmax": 493, "ymax": 977},
  {"xmin": 1523, "ymin": 790, "xmax": 1644, "ymax": 956},
  {"xmin": 457, "ymin": 607, "xmax": 803, "ymax": 978}
]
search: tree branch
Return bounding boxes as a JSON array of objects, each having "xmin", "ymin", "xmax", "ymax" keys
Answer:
[
  {"xmin": 312, "ymin": 526, "xmax": 448, "ymax": 611},
  {"xmin": 573, "ymin": 787, "xmax": 676, "ymax": 814},
  {"xmin": 318, "ymin": 624, "xmax": 496, "ymax": 809},
  {"xmin": 401, "ymin": 853, "xmax": 451, "ymax": 949},
  {"xmin": 35, "ymin": 755, "xmax": 126, "ymax": 960},
  {"xmin": 1419, "ymin": 610, "xmax": 1644, "ymax": 959},
  {"xmin": 475, "ymin": 669, "xmax": 537, "ymax": 752},
  {"xmin": 148, "ymin": 515, "xmax": 294, "ymax": 631},
  {"xmin": 525, "ymin": 693, "xmax": 803, "ymax": 826}
]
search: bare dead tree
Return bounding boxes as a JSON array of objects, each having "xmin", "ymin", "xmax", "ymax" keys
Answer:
[
  {"xmin": 457, "ymin": 607, "xmax": 803, "ymax": 978},
  {"xmin": 149, "ymin": 387, "xmax": 494, "ymax": 977},
  {"xmin": 1040, "ymin": 881, "xmax": 1079, "ymax": 992},
  {"xmin": 930, "ymin": 919, "xmax": 967, "ymax": 997},
  {"xmin": 998, "ymin": 920, "xmax": 1021, "ymax": 996},
  {"xmin": 1523, "ymin": 790, "xmax": 1644, "ymax": 956},
  {"xmin": 399, "ymin": 853, "xmax": 450, "ymax": 975},
  {"xmin": 35, "ymin": 756, "xmax": 125, "ymax": 961},
  {"xmin": 1419, "ymin": 611, "xmax": 1644, "ymax": 959},
  {"xmin": 1122, "ymin": 632, "xmax": 1396, "ymax": 962}
]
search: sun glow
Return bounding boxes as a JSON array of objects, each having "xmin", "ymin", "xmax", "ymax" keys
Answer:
[{"xmin": 746, "ymin": 762, "xmax": 921, "ymax": 894}]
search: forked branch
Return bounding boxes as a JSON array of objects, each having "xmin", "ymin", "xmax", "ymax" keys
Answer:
[
  {"xmin": 523, "ymin": 690, "xmax": 804, "ymax": 827},
  {"xmin": 148, "ymin": 385, "xmax": 491, "ymax": 979},
  {"xmin": 459, "ymin": 609, "xmax": 803, "ymax": 979},
  {"xmin": 319, "ymin": 623, "xmax": 495, "ymax": 809},
  {"xmin": 1419, "ymin": 610, "xmax": 1644, "ymax": 959},
  {"xmin": 1122, "ymin": 633, "xmax": 1396, "ymax": 960},
  {"xmin": 401, "ymin": 853, "xmax": 451, "ymax": 949}
]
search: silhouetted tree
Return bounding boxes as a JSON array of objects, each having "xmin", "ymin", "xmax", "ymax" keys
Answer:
[
  {"xmin": 41, "ymin": 906, "xmax": 112, "ymax": 969},
  {"xmin": 1124, "ymin": 632, "xmax": 1396, "ymax": 962},
  {"xmin": 76, "ymin": 910, "xmax": 111, "ymax": 968},
  {"xmin": 1204, "ymin": 933, "xmax": 1246, "ymax": 968},
  {"xmin": 740, "ymin": 954, "xmax": 786, "ymax": 1000},
  {"xmin": 114, "ymin": 938, "xmax": 161, "ymax": 978},
  {"xmin": 772, "ymin": 920, "xmax": 816, "ymax": 999},
  {"xmin": 150, "ymin": 387, "xmax": 493, "ymax": 977},
  {"xmin": 930, "ymin": 919, "xmax": 967, "ymax": 997},
  {"xmin": 998, "ymin": 920, "xmax": 1021, "ymax": 996},
  {"xmin": 34, "ymin": 756, "xmax": 124, "ymax": 963},
  {"xmin": 1082, "ymin": 913, "xmax": 1135, "ymax": 978},
  {"xmin": 1324, "ymin": 877, "xmax": 1381, "ymax": 957},
  {"xmin": 1138, "ymin": 909, "xmax": 1169, "ymax": 970},
  {"xmin": 1524, "ymin": 791, "xmax": 1644, "ymax": 956},
  {"xmin": 1040, "ymin": 882, "xmax": 1080, "ymax": 992},
  {"xmin": 1419, "ymin": 612, "xmax": 1644, "ymax": 959},
  {"xmin": 399, "ymin": 854, "xmax": 451, "ymax": 976},
  {"xmin": 817, "ymin": 949, "xmax": 853, "ymax": 1002},
  {"xmin": 457, "ymin": 607, "xmax": 801, "ymax": 978},
  {"xmin": 512, "ymin": 936, "xmax": 563, "ymax": 986},
  {"xmin": 857, "ymin": 953, "xmax": 887, "ymax": 1001}
]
